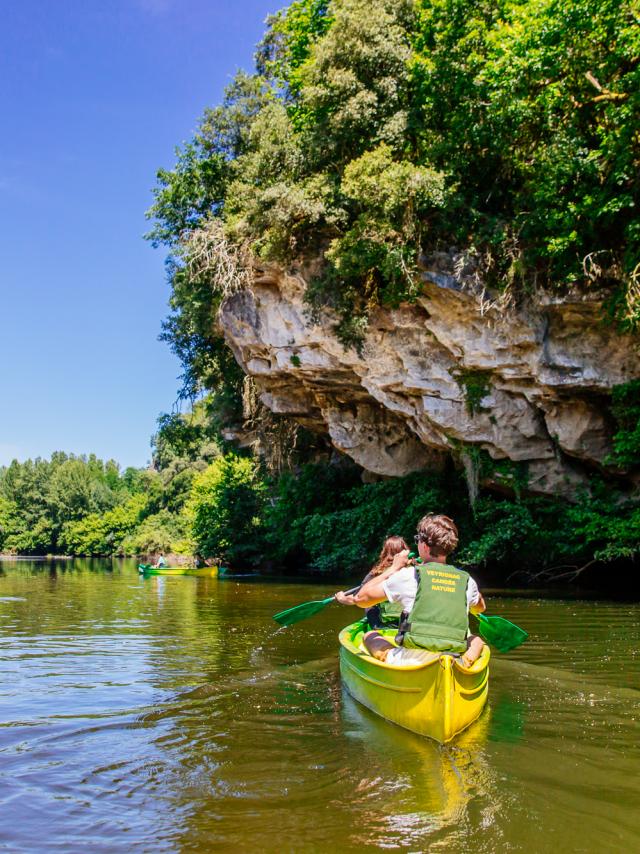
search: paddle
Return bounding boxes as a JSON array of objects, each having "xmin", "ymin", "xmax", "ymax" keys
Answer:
[
  {"xmin": 474, "ymin": 612, "xmax": 528, "ymax": 653},
  {"xmin": 273, "ymin": 585, "xmax": 361, "ymax": 627}
]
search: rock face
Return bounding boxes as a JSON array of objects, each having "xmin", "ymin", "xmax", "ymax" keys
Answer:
[{"xmin": 219, "ymin": 256, "xmax": 639, "ymax": 498}]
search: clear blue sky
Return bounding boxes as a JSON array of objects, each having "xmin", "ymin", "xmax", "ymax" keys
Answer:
[{"xmin": 0, "ymin": 0, "xmax": 277, "ymax": 469}]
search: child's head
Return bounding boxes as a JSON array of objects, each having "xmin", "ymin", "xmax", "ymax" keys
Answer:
[
  {"xmin": 371, "ymin": 535, "xmax": 409, "ymax": 575},
  {"xmin": 415, "ymin": 514, "xmax": 458, "ymax": 559}
]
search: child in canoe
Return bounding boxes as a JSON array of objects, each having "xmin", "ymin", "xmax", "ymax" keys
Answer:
[
  {"xmin": 336, "ymin": 514, "xmax": 486, "ymax": 668},
  {"xmin": 361, "ymin": 536, "xmax": 411, "ymax": 629}
]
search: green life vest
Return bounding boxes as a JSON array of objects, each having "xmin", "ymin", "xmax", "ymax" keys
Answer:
[
  {"xmin": 379, "ymin": 599, "xmax": 404, "ymax": 623},
  {"xmin": 403, "ymin": 562, "xmax": 470, "ymax": 653},
  {"xmin": 378, "ymin": 601, "xmax": 402, "ymax": 623},
  {"xmin": 365, "ymin": 599, "xmax": 403, "ymax": 628}
]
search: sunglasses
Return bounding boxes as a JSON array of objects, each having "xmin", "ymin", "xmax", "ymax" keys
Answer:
[{"xmin": 414, "ymin": 534, "xmax": 429, "ymax": 544}]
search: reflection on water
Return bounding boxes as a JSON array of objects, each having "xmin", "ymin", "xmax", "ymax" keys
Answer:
[
  {"xmin": 0, "ymin": 560, "xmax": 638, "ymax": 852},
  {"xmin": 338, "ymin": 695, "xmax": 499, "ymax": 849}
]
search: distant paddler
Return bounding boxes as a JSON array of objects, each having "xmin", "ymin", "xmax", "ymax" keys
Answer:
[{"xmin": 154, "ymin": 554, "xmax": 167, "ymax": 569}]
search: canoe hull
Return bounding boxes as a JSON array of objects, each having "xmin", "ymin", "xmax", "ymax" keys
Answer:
[
  {"xmin": 339, "ymin": 622, "xmax": 489, "ymax": 743},
  {"xmin": 184, "ymin": 566, "xmax": 219, "ymax": 577},
  {"xmin": 138, "ymin": 565, "xmax": 219, "ymax": 577}
]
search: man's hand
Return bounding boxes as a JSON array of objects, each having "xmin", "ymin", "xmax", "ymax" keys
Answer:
[
  {"xmin": 335, "ymin": 590, "xmax": 357, "ymax": 606},
  {"xmin": 469, "ymin": 593, "xmax": 486, "ymax": 615},
  {"xmin": 366, "ymin": 550, "xmax": 411, "ymax": 586},
  {"xmin": 390, "ymin": 549, "xmax": 410, "ymax": 570}
]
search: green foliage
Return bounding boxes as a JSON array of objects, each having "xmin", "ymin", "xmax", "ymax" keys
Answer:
[
  {"xmin": 145, "ymin": 144, "xmax": 227, "ymax": 248},
  {"xmin": 296, "ymin": 0, "xmax": 415, "ymax": 159},
  {"xmin": 188, "ymin": 454, "xmax": 267, "ymax": 565},
  {"xmin": 120, "ymin": 509, "xmax": 191, "ymax": 556},
  {"xmin": 3, "ymin": 442, "xmax": 639, "ymax": 575},
  {"xmin": 149, "ymin": 72, "xmax": 273, "ymax": 401},
  {"xmin": 59, "ymin": 495, "xmax": 147, "ymax": 556},
  {"xmin": 152, "ymin": 401, "xmax": 220, "ymax": 468},
  {"xmin": 452, "ymin": 370, "xmax": 493, "ymax": 416},
  {"xmin": 263, "ymin": 462, "xmax": 362, "ymax": 563},
  {"xmin": 159, "ymin": 252, "xmax": 247, "ymax": 401},
  {"xmin": 146, "ymin": 72, "xmax": 273, "ymax": 248},
  {"xmin": 256, "ymin": 0, "xmax": 334, "ymax": 102},
  {"xmin": 47, "ymin": 458, "xmax": 117, "ymax": 526},
  {"xmin": 481, "ymin": 0, "xmax": 640, "ymax": 297},
  {"xmin": 608, "ymin": 380, "xmax": 640, "ymax": 469},
  {"xmin": 261, "ymin": 462, "xmax": 640, "ymax": 576},
  {"xmin": 411, "ymin": 0, "xmax": 640, "ymax": 312},
  {"xmin": 0, "ymin": 403, "xmax": 234, "ymax": 557},
  {"xmin": 151, "ymin": 399, "xmax": 223, "ymax": 515},
  {"xmin": 0, "ymin": 496, "xmax": 16, "ymax": 552},
  {"xmin": 0, "ymin": 453, "xmax": 135, "ymax": 554},
  {"xmin": 263, "ymin": 466, "xmax": 462, "ymax": 574},
  {"xmin": 223, "ymin": 102, "xmax": 330, "ymax": 260},
  {"xmin": 302, "ymin": 473, "xmax": 454, "ymax": 573},
  {"xmin": 316, "ymin": 144, "xmax": 446, "ymax": 329},
  {"xmin": 459, "ymin": 479, "xmax": 640, "ymax": 570},
  {"xmin": 458, "ymin": 497, "xmax": 553, "ymax": 566}
]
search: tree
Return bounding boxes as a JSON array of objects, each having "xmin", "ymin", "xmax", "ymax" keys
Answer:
[{"xmin": 188, "ymin": 454, "xmax": 266, "ymax": 565}]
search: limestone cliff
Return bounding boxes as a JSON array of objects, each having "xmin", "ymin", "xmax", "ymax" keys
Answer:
[{"xmin": 219, "ymin": 254, "xmax": 639, "ymax": 498}]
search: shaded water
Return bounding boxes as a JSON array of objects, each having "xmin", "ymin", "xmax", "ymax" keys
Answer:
[{"xmin": 0, "ymin": 559, "xmax": 638, "ymax": 852}]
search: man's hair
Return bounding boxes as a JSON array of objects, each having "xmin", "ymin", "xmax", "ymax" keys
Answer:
[{"xmin": 416, "ymin": 514, "xmax": 458, "ymax": 557}]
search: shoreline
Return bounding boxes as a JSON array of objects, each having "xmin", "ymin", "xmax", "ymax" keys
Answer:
[{"xmin": 1, "ymin": 555, "xmax": 639, "ymax": 601}]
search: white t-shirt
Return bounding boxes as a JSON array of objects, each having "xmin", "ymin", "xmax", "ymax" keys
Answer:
[{"xmin": 382, "ymin": 566, "xmax": 480, "ymax": 613}]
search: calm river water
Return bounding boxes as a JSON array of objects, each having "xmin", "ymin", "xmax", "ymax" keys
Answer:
[{"xmin": 0, "ymin": 559, "xmax": 638, "ymax": 853}]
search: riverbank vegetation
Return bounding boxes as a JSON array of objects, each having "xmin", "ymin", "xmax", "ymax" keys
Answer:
[{"xmin": 2, "ymin": 390, "xmax": 638, "ymax": 582}]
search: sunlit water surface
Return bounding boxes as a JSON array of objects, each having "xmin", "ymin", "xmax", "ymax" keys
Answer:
[{"xmin": 0, "ymin": 559, "xmax": 638, "ymax": 852}]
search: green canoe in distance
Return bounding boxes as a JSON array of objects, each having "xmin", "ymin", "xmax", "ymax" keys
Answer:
[{"xmin": 138, "ymin": 564, "xmax": 219, "ymax": 577}]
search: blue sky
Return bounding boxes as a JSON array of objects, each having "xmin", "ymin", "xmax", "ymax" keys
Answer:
[{"xmin": 0, "ymin": 0, "xmax": 277, "ymax": 468}]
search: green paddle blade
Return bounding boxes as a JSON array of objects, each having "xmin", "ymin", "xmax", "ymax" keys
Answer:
[
  {"xmin": 273, "ymin": 596, "xmax": 335, "ymax": 627},
  {"xmin": 476, "ymin": 613, "xmax": 528, "ymax": 653}
]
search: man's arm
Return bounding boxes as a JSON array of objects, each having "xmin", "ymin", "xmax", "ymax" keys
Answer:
[
  {"xmin": 335, "ymin": 550, "xmax": 410, "ymax": 608},
  {"xmin": 335, "ymin": 577, "xmax": 386, "ymax": 608}
]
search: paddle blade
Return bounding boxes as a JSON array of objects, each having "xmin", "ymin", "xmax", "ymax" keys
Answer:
[
  {"xmin": 477, "ymin": 613, "xmax": 528, "ymax": 653},
  {"xmin": 273, "ymin": 596, "xmax": 334, "ymax": 627}
]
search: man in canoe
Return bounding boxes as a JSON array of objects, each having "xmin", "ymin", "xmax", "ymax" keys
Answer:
[{"xmin": 335, "ymin": 514, "xmax": 486, "ymax": 667}]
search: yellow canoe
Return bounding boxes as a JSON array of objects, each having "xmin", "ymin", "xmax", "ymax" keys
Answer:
[{"xmin": 339, "ymin": 621, "xmax": 490, "ymax": 743}]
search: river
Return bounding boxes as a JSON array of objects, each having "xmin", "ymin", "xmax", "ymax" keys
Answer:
[{"xmin": 0, "ymin": 559, "xmax": 638, "ymax": 852}]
